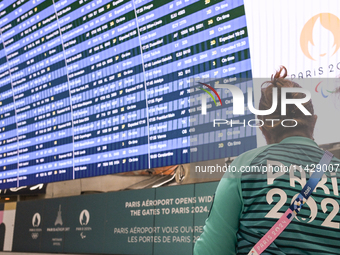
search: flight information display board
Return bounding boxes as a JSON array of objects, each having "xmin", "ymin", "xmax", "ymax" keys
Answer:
[{"xmin": 0, "ymin": 0, "xmax": 255, "ymax": 188}]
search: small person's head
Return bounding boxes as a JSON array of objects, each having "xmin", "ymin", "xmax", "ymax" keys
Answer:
[{"xmin": 258, "ymin": 66, "xmax": 317, "ymax": 144}]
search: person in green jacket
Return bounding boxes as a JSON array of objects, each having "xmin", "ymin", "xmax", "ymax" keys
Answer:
[{"xmin": 194, "ymin": 66, "xmax": 340, "ymax": 255}]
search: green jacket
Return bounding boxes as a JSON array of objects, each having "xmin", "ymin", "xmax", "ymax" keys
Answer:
[{"xmin": 194, "ymin": 136, "xmax": 340, "ymax": 255}]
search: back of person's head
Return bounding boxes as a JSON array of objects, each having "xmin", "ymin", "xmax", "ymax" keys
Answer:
[{"xmin": 258, "ymin": 66, "xmax": 316, "ymax": 144}]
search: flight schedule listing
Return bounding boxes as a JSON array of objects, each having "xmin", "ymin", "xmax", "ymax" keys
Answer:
[{"xmin": 0, "ymin": 0, "xmax": 256, "ymax": 188}]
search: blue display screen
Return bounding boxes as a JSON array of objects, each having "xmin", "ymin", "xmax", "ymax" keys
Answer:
[{"xmin": 0, "ymin": 0, "xmax": 255, "ymax": 188}]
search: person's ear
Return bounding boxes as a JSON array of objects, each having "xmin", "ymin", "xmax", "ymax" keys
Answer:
[
  {"xmin": 312, "ymin": 115, "xmax": 317, "ymax": 128},
  {"xmin": 260, "ymin": 126, "xmax": 272, "ymax": 144},
  {"xmin": 310, "ymin": 115, "xmax": 317, "ymax": 138}
]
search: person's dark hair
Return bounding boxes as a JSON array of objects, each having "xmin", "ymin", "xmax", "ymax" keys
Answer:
[{"xmin": 258, "ymin": 66, "xmax": 315, "ymax": 143}]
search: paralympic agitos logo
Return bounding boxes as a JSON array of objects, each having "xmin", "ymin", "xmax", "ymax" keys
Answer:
[
  {"xmin": 198, "ymin": 82, "xmax": 312, "ymax": 128},
  {"xmin": 315, "ymin": 81, "xmax": 337, "ymax": 98}
]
